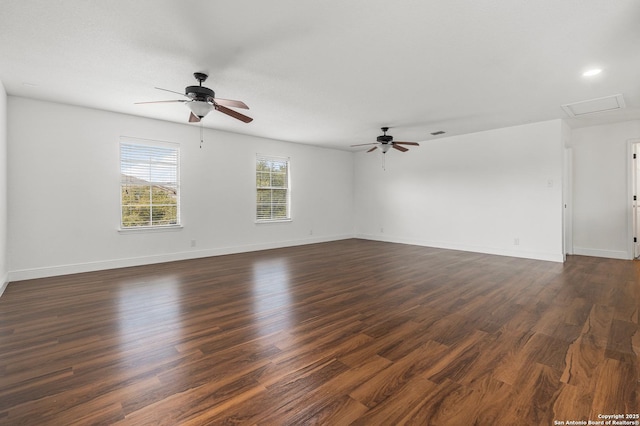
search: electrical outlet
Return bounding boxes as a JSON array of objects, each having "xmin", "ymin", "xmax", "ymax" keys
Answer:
[
  {"xmin": 514, "ymin": 237, "xmax": 520, "ymax": 246},
  {"xmin": 309, "ymin": 229, "xmax": 313, "ymax": 235},
  {"xmin": 380, "ymin": 227, "xmax": 384, "ymax": 233},
  {"xmin": 190, "ymin": 240, "xmax": 196, "ymax": 248}
]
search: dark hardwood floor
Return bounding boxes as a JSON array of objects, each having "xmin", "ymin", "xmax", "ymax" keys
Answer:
[{"xmin": 0, "ymin": 239, "xmax": 638, "ymax": 425}]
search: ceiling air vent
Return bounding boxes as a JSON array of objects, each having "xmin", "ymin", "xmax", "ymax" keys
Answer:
[{"xmin": 561, "ymin": 94, "xmax": 626, "ymax": 118}]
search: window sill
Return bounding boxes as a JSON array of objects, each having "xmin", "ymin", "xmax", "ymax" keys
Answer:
[
  {"xmin": 118, "ymin": 225, "xmax": 183, "ymax": 234},
  {"xmin": 255, "ymin": 219, "xmax": 292, "ymax": 224}
]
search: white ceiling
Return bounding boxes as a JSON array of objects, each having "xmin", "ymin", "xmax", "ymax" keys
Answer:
[{"xmin": 2, "ymin": 0, "xmax": 639, "ymax": 150}]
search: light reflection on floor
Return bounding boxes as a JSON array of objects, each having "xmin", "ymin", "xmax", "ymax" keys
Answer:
[
  {"xmin": 117, "ymin": 277, "xmax": 183, "ymax": 352},
  {"xmin": 251, "ymin": 258, "xmax": 293, "ymax": 335}
]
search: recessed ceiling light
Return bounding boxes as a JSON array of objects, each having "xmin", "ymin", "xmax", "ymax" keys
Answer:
[{"xmin": 582, "ymin": 68, "xmax": 602, "ymax": 77}]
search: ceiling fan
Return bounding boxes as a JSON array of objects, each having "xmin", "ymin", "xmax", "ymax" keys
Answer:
[
  {"xmin": 351, "ymin": 127, "xmax": 419, "ymax": 153},
  {"xmin": 135, "ymin": 72, "xmax": 252, "ymax": 123}
]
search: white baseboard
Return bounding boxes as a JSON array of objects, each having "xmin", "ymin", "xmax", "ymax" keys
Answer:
[
  {"xmin": 0, "ymin": 272, "xmax": 8, "ymax": 297},
  {"xmin": 7, "ymin": 234, "xmax": 354, "ymax": 282},
  {"xmin": 572, "ymin": 246, "xmax": 631, "ymax": 260},
  {"xmin": 356, "ymin": 234, "xmax": 565, "ymax": 263},
  {"xmin": 6, "ymin": 233, "xmax": 587, "ymax": 285}
]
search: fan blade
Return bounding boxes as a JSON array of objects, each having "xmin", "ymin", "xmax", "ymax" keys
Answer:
[
  {"xmin": 350, "ymin": 143, "xmax": 378, "ymax": 147},
  {"xmin": 394, "ymin": 141, "xmax": 420, "ymax": 146},
  {"xmin": 214, "ymin": 98, "xmax": 249, "ymax": 109},
  {"xmin": 392, "ymin": 144, "xmax": 409, "ymax": 152},
  {"xmin": 215, "ymin": 104, "xmax": 253, "ymax": 123},
  {"xmin": 367, "ymin": 146, "xmax": 378, "ymax": 153},
  {"xmin": 155, "ymin": 87, "xmax": 189, "ymax": 98},
  {"xmin": 189, "ymin": 112, "xmax": 200, "ymax": 123},
  {"xmin": 134, "ymin": 99, "xmax": 187, "ymax": 104}
]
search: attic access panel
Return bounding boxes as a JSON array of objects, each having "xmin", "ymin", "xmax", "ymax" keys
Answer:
[{"xmin": 561, "ymin": 94, "xmax": 626, "ymax": 118}]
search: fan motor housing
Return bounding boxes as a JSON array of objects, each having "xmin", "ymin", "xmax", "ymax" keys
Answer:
[
  {"xmin": 185, "ymin": 85, "xmax": 215, "ymax": 101},
  {"xmin": 377, "ymin": 134, "xmax": 393, "ymax": 143}
]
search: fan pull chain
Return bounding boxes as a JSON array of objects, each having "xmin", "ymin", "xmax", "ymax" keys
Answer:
[
  {"xmin": 200, "ymin": 123, "xmax": 204, "ymax": 148},
  {"xmin": 382, "ymin": 152, "xmax": 386, "ymax": 171}
]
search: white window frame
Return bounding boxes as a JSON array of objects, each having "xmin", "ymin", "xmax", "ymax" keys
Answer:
[
  {"xmin": 256, "ymin": 154, "xmax": 291, "ymax": 223},
  {"xmin": 119, "ymin": 138, "xmax": 181, "ymax": 230}
]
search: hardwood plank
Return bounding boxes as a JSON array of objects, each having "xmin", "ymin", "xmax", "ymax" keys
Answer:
[
  {"xmin": 496, "ymin": 362, "xmax": 562, "ymax": 425},
  {"xmin": 0, "ymin": 239, "xmax": 638, "ymax": 424},
  {"xmin": 349, "ymin": 375, "xmax": 438, "ymax": 425},
  {"xmin": 605, "ymin": 319, "xmax": 638, "ymax": 361},
  {"xmin": 589, "ymin": 357, "xmax": 638, "ymax": 417},
  {"xmin": 553, "ymin": 382, "xmax": 595, "ymax": 423},
  {"xmin": 560, "ymin": 333, "xmax": 606, "ymax": 386},
  {"xmin": 258, "ymin": 355, "xmax": 390, "ymax": 425},
  {"xmin": 196, "ymin": 358, "xmax": 350, "ymax": 424},
  {"xmin": 349, "ymin": 340, "xmax": 450, "ymax": 408}
]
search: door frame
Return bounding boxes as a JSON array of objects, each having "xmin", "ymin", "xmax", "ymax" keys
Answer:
[
  {"xmin": 563, "ymin": 147, "xmax": 573, "ymax": 259},
  {"xmin": 627, "ymin": 139, "xmax": 640, "ymax": 259}
]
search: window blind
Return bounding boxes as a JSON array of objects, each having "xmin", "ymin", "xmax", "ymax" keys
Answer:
[
  {"xmin": 120, "ymin": 141, "xmax": 180, "ymax": 228},
  {"xmin": 256, "ymin": 155, "xmax": 290, "ymax": 221}
]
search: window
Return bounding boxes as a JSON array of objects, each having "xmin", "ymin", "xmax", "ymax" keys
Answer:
[
  {"xmin": 120, "ymin": 140, "xmax": 180, "ymax": 228},
  {"xmin": 256, "ymin": 155, "xmax": 290, "ymax": 221}
]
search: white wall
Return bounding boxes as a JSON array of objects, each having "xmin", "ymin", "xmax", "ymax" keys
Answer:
[
  {"xmin": 354, "ymin": 120, "xmax": 565, "ymax": 262},
  {"xmin": 10, "ymin": 95, "xmax": 634, "ymax": 283},
  {"xmin": 0, "ymin": 81, "xmax": 7, "ymax": 295},
  {"xmin": 7, "ymin": 97, "xmax": 354, "ymax": 280},
  {"xmin": 569, "ymin": 120, "xmax": 640, "ymax": 259}
]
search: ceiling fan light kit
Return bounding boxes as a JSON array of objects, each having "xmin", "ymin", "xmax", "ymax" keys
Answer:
[{"xmin": 187, "ymin": 101, "xmax": 213, "ymax": 119}]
